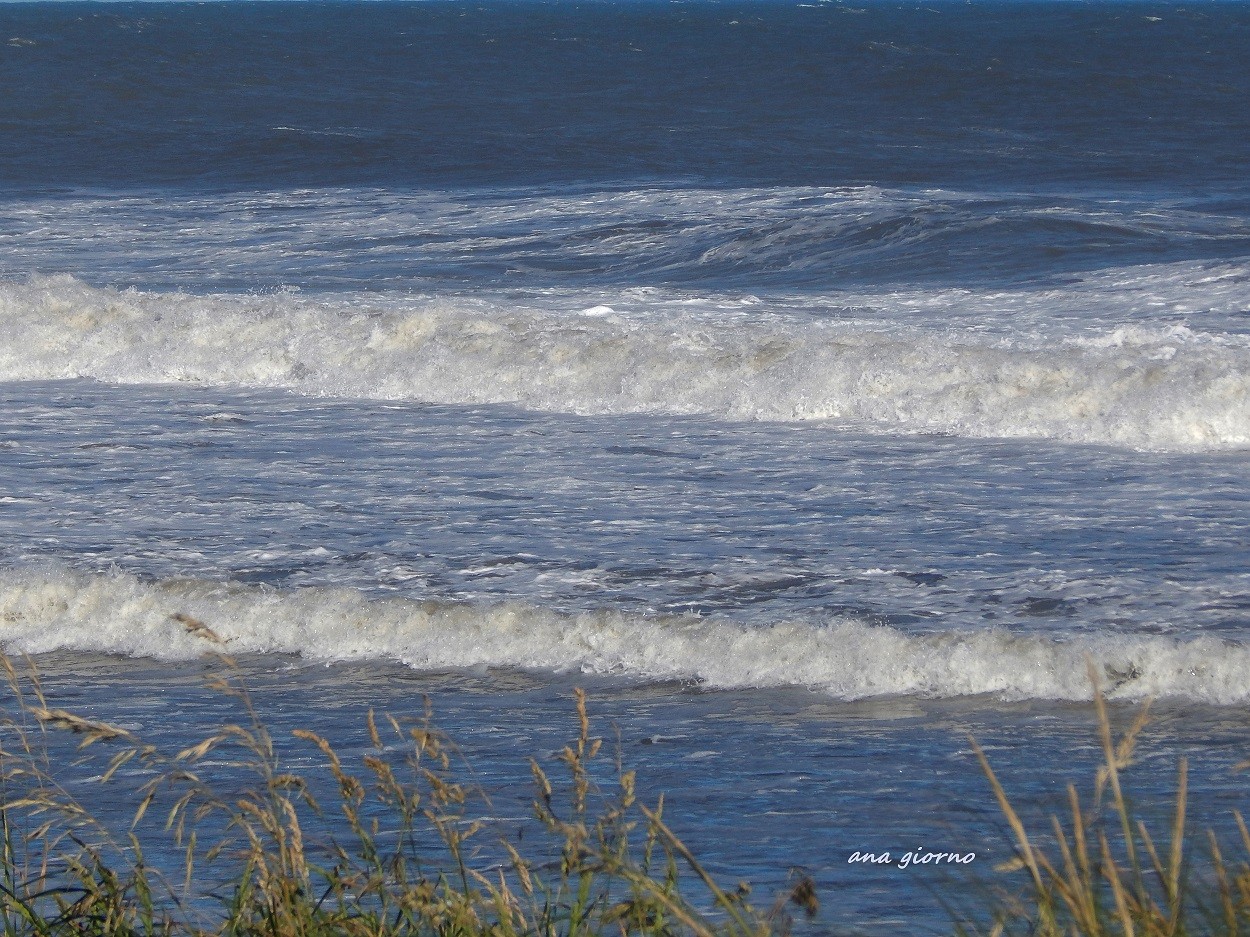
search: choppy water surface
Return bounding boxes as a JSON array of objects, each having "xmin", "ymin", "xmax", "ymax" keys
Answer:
[{"xmin": 2, "ymin": 1, "xmax": 1250, "ymax": 931}]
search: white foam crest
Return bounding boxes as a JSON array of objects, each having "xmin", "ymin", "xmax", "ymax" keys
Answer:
[
  {"xmin": 1, "ymin": 566, "xmax": 1248, "ymax": 705},
  {"xmin": 1, "ymin": 275, "xmax": 1248, "ymax": 450}
]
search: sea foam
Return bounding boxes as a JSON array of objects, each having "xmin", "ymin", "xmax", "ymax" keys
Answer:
[
  {"xmin": 1, "ymin": 565, "xmax": 1247, "ymax": 704},
  {"xmin": 1, "ymin": 276, "xmax": 1247, "ymax": 450}
]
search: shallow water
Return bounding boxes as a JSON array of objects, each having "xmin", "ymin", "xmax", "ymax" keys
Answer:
[{"xmin": 15, "ymin": 651, "xmax": 1250, "ymax": 934}]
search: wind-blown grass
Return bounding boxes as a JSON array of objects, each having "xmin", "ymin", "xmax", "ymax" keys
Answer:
[
  {"xmin": 6, "ymin": 643, "xmax": 1250, "ymax": 937},
  {"xmin": 968, "ymin": 662, "xmax": 1250, "ymax": 937},
  {"xmin": 0, "ymin": 650, "xmax": 817, "ymax": 937}
]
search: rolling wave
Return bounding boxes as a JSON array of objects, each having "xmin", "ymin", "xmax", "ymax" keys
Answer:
[
  {"xmin": 4, "ymin": 186, "xmax": 1249, "ymax": 293},
  {"xmin": 2, "ymin": 276, "xmax": 1247, "ymax": 450},
  {"xmin": 0, "ymin": 566, "xmax": 1245, "ymax": 705}
]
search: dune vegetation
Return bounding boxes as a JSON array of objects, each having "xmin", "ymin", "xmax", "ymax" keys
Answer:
[
  {"xmin": 1, "ymin": 648, "xmax": 1249, "ymax": 937},
  {"xmin": 0, "ymin": 649, "xmax": 817, "ymax": 937}
]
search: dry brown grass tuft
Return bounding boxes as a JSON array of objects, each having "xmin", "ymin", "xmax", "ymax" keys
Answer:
[
  {"xmin": 0, "ymin": 652, "xmax": 816, "ymax": 937},
  {"xmin": 967, "ymin": 661, "xmax": 1250, "ymax": 937}
]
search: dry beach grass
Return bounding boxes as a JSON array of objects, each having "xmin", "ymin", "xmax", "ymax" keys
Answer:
[
  {"xmin": 965, "ymin": 663, "xmax": 1250, "ymax": 937},
  {"xmin": 2, "ymin": 644, "xmax": 1250, "ymax": 937},
  {"xmin": 0, "ymin": 646, "xmax": 815, "ymax": 937}
]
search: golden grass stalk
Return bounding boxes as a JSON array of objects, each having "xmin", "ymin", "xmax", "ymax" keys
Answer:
[
  {"xmin": 0, "ymin": 652, "xmax": 815, "ymax": 937},
  {"xmin": 970, "ymin": 663, "xmax": 1250, "ymax": 937}
]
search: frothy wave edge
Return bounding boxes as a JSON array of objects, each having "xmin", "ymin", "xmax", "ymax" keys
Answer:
[
  {"xmin": 1, "ymin": 566, "xmax": 1245, "ymax": 705},
  {"xmin": 2, "ymin": 276, "xmax": 1249, "ymax": 450}
]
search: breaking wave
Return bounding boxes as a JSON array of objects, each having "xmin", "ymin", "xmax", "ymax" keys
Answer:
[
  {"xmin": 1, "ymin": 566, "xmax": 1248, "ymax": 705},
  {"xmin": 1, "ymin": 275, "xmax": 1248, "ymax": 450}
]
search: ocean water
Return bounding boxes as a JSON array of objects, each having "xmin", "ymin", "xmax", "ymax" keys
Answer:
[{"xmin": 2, "ymin": 1, "xmax": 1250, "ymax": 931}]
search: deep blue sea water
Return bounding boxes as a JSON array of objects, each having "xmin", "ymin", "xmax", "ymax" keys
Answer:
[{"xmin": 2, "ymin": 1, "xmax": 1250, "ymax": 931}]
